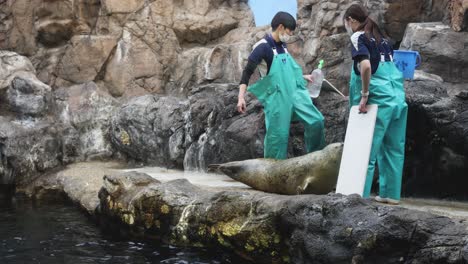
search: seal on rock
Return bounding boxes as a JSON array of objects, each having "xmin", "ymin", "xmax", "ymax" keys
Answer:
[{"xmin": 209, "ymin": 143, "xmax": 343, "ymax": 195}]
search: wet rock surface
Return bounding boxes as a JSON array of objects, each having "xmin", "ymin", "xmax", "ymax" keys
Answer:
[
  {"xmin": 110, "ymin": 84, "xmax": 348, "ymax": 170},
  {"xmin": 0, "ymin": 5, "xmax": 467, "ymax": 261},
  {"xmin": 401, "ymin": 22, "xmax": 468, "ymax": 84},
  {"xmin": 21, "ymin": 161, "xmax": 125, "ymax": 214},
  {"xmin": 109, "ymin": 84, "xmax": 267, "ymax": 170},
  {"xmin": 55, "ymin": 35, "xmax": 118, "ymax": 86},
  {"xmin": 53, "ymin": 81, "xmax": 119, "ymax": 161},
  {"xmin": 295, "ymin": 0, "xmax": 450, "ymax": 92},
  {"xmin": 0, "ymin": 0, "xmax": 254, "ymax": 96},
  {"xmin": 0, "ymin": 51, "xmax": 119, "ymax": 185},
  {"xmin": 0, "ymin": 0, "xmax": 467, "ymax": 202},
  {"xmin": 0, "ymin": 0, "xmax": 461, "ymax": 98},
  {"xmin": 398, "ymin": 23, "xmax": 468, "ymax": 200},
  {"xmin": 0, "ymin": 118, "xmax": 63, "ymax": 185},
  {"xmin": 2, "ymin": 0, "xmax": 452, "ymax": 96},
  {"xmin": 403, "ymin": 71, "xmax": 468, "ymax": 199},
  {"xmin": 110, "ymin": 95, "xmax": 189, "ymax": 168},
  {"xmin": 7, "ymin": 75, "xmax": 52, "ymax": 116},
  {"xmin": 449, "ymin": 0, "xmax": 468, "ymax": 32},
  {"xmin": 17, "ymin": 160, "xmax": 468, "ymax": 263},
  {"xmin": 97, "ymin": 171, "xmax": 468, "ymax": 264},
  {"xmin": 0, "ymin": 51, "xmax": 52, "ymax": 117},
  {"xmin": 0, "ymin": 51, "xmax": 341, "ymax": 185}
]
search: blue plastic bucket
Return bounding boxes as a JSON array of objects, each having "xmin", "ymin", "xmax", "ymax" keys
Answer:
[{"xmin": 393, "ymin": 50, "xmax": 421, "ymax": 80}]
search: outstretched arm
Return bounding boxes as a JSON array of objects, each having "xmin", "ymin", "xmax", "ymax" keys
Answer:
[
  {"xmin": 359, "ymin": 59, "xmax": 371, "ymax": 113},
  {"xmin": 238, "ymin": 59, "xmax": 259, "ymax": 114},
  {"xmin": 238, "ymin": 84, "xmax": 248, "ymax": 114}
]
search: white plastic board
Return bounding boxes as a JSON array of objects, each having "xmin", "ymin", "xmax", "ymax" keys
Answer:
[{"xmin": 336, "ymin": 104, "xmax": 378, "ymax": 196}]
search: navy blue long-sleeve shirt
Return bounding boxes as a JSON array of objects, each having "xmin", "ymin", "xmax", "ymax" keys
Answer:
[
  {"xmin": 240, "ymin": 34, "xmax": 287, "ymax": 85},
  {"xmin": 350, "ymin": 31, "xmax": 393, "ymax": 75}
]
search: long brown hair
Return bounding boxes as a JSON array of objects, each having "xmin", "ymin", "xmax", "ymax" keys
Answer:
[{"xmin": 343, "ymin": 4, "xmax": 387, "ymax": 43}]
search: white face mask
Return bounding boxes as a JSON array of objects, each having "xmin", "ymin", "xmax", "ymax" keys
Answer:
[
  {"xmin": 279, "ymin": 33, "xmax": 291, "ymax": 43},
  {"xmin": 279, "ymin": 28, "xmax": 292, "ymax": 43}
]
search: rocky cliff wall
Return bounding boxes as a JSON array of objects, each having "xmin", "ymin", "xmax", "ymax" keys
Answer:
[{"xmin": 0, "ymin": 0, "xmax": 466, "ymax": 200}]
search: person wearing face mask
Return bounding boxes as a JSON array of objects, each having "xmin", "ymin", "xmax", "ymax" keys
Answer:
[
  {"xmin": 237, "ymin": 12, "xmax": 325, "ymax": 160},
  {"xmin": 344, "ymin": 4, "xmax": 407, "ymax": 205}
]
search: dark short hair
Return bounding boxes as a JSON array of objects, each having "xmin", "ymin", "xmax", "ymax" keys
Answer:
[{"xmin": 271, "ymin": 12, "xmax": 296, "ymax": 31}]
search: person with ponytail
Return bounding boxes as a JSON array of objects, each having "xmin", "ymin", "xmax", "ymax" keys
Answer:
[{"xmin": 344, "ymin": 3, "xmax": 408, "ymax": 205}]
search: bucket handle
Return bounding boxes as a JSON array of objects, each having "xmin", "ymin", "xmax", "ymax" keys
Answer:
[{"xmin": 415, "ymin": 51, "xmax": 421, "ymax": 68}]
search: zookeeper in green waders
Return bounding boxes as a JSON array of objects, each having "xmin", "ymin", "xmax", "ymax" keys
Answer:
[
  {"xmin": 237, "ymin": 12, "xmax": 325, "ymax": 160},
  {"xmin": 344, "ymin": 4, "xmax": 408, "ymax": 205}
]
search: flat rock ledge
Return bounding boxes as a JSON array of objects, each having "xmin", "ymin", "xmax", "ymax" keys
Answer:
[
  {"xmin": 97, "ymin": 172, "xmax": 468, "ymax": 264},
  {"xmin": 20, "ymin": 161, "xmax": 126, "ymax": 214}
]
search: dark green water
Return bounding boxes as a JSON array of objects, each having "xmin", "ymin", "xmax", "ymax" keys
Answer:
[{"xmin": 0, "ymin": 197, "xmax": 250, "ymax": 264}]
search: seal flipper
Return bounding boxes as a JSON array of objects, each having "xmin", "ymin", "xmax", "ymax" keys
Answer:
[{"xmin": 297, "ymin": 178, "xmax": 313, "ymax": 195}]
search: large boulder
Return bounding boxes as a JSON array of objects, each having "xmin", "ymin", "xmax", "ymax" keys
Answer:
[
  {"xmin": 314, "ymin": 92, "xmax": 349, "ymax": 144},
  {"xmin": 97, "ymin": 172, "xmax": 468, "ymax": 263},
  {"xmin": 100, "ymin": 25, "xmax": 179, "ymax": 97},
  {"xmin": 0, "ymin": 0, "xmax": 37, "ymax": 55},
  {"xmin": 366, "ymin": 0, "xmax": 450, "ymax": 41},
  {"xmin": 53, "ymin": 82, "xmax": 119, "ymax": 160},
  {"xmin": 0, "ymin": 117, "xmax": 63, "ymax": 185},
  {"xmin": 1, "ymin": 0, "xmax": 466, "ymax": 204},
  {"xmin": 0, "ymin": 0, "xmax": 455, "ymax": 96},
  {"xmin": 110, "ymin": 95, "xmax": 189, "ymax": 168},
  {"xmin": 109, "ymin": 85, "xmax": 265, "ymax": 170},
  {"xmin": 23, "ymin": 161, "xmax": 126, "ymax": 213},
  {"xmin": 449, "ymin": 0, "xmax": 468, "ymax": 32},
  {"xmin": 0, "ymin": 50, "xmax": 36, "ymax": 89},
  {"xmin": 1, "ymin": 0, "xmax": 254, "ymax": 96},
  {"xmin": 0, "ymin": 0, "xmax": 101, "ymax": 55},
  {"xmin": 55, "ymin": 36, "xmax": 118, "ymax": 86},
  {"xmin": 31, "ymin": 0, "xmax": 101, "ymax": 85},
  {"xmin": 0, "ymin": 51, "xmax": 52, "ymax": 116},
  {"xmin": 18, "ymin": 161, "xmax": 468, "ymax": 264},
  {"xmin": 182, "ymin": 84, "xmax": 266, "ymax": 170},
  {"xmin": 0, "ymin": 53, "xmax": 60, "ymax": 184},
  {"xmin": 101, "ymin": 0, "xmax": 145, "ymax": 14},
  {"xmin": 168, "ymin": 27, "xmax": 267, "ymax": 95},
  {"xmin": 400, "ymin": 22, "xmax": 468, "ymax": 84},
  {"xmin": 172, "ymin": 0, "xmax": 254, "ymax": 44},
  {"xmin": 398, "ymin": 23, "xmax": 467, "ymax": 200},
  {"xmin": 296, "ymin": 0, "xmax": 450, "ymax": 92},
  {"xmin": 6, "ymin": 75, "xmax": 51, "ymax": 116},
  {"xmin": 401, "ymin": 71, "xmax": 468, "ymax": 199},
  {"xmin": 98, "ymin": 0, "xmax": 253, "ymax": 97},
  {"xmin": 110, "ymin": 83, "xmax": 347, "ymax": 171},
  {"xmin": 94, "ymin": 0, "xmax": 253, "ymax": 96},
  {"xmin": 0, "ymin": 52, "xmax": 119, "ymax": 185}
]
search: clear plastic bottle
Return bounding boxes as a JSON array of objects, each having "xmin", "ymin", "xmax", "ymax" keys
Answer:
[{"xmin": 308, "ymin": 60, "xmax": 324, "ymax": 98}]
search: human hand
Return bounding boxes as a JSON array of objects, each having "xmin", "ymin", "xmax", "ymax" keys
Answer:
[
  {"xmin": 237, "ymin": 96, "xmax": 247, "ymax": 114},
  {"xmin": 358, "ymin": 96, "xmax": 368, "ymax": 113},
  {"xmin": 303, "ymin": 74, "xmax": 314, "ymax": 83}
]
